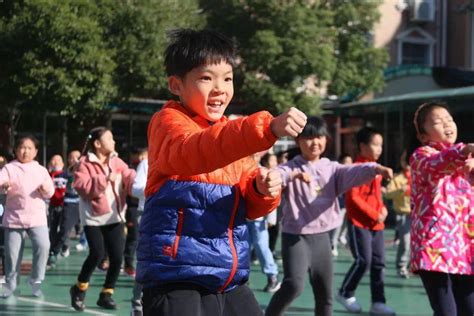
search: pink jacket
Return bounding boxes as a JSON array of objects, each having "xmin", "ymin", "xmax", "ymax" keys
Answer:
[
  {"xmin": 0, "ymin": 160, "xmax": 54, "ymax": 228},
  {"xmin": 73, "ymin": 152, "xmax": 135, "ymax": 223},
  {"xmin": 410, "ymin": 142, "xmax": 474, "ymax": 275}
]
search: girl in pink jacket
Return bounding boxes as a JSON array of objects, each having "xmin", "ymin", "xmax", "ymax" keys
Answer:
[
  {"xmin": 69, "ymin": 127, "xmax": 135, "ymax": 311},
  {"xmin": 410, "ymin": 102, "xmax": 474, "ymax": 316},
  {"xmin": 0, "ymin": 135, "xmax": 54, "ymax": 298}
]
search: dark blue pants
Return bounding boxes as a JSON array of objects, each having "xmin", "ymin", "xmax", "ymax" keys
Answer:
[
  {"xmin": 419, "ymin": 270, "xmax": 474, "ymax": 316},
  {"xmin": 339, "ymin": 222, "xmax": 386, "ymax": 303}
]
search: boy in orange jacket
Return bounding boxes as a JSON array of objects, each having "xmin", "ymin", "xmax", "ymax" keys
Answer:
[
  {"xmin": 136, "ymin": 29, "xmax": 307, "ymax": 316},
  {"xmin": 336, "ymin": 127, "xmax": 396, "ymax": 316}
]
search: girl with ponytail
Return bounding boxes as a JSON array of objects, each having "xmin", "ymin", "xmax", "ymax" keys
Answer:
[{"xmin": 69, "ymin": 127, "xmax": 136, "ymax": 311}]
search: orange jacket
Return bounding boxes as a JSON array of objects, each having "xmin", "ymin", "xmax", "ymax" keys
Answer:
[
  {"xmin": 146, "ymin": 100, "xmax": 281, "ymax": 219},
  {"xmin": 345, "ymin": 156, "xmax": 385, "ymax": 230}
]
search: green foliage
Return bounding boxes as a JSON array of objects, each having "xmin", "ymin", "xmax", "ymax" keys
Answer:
[
  {"xmin": 0, "ymin": 0, "xmax": 203, "ymax": 114},
  {"xmin": 202, "ymin": 0, "xmax": 387, "ymax": 114}
]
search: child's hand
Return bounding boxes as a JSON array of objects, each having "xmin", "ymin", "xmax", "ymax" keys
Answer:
[
  {"xmin": 270, "ymin": 107, "xmax": 307, "ymax": 138},
  {"xmin": 377, "ymin": 207, "xmax": 388, "ymax": 223},
  {"xmin": 38, "ymin": 183, "xmax": 49, "ymax": 195},
  {"xmin": 255, "ymin": 167, "xmax": 282, "ymax": 198},
  {"xmin": 375, "ymin": 165, "xmax": 393, "ymax": 180},
  {"xmin": 293, "ymin": 171, "xmax": 312, "ymax": 183},
  {"xmin": 464, "ymin": 158, "xmax": 474, "ymax": 174}
]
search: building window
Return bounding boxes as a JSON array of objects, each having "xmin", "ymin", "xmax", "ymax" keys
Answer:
[
  {"xmin": 401, "ymin": 42, "xmax": 430, "ymax": 65},
  {"xmin": 396, "ymin": 27, "xmax": 435, "ymax": 66}
]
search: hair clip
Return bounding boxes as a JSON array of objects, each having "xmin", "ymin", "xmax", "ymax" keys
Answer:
[{"xmin": 87, "ymin": 134, "xmax": 92, "ymax": 140}]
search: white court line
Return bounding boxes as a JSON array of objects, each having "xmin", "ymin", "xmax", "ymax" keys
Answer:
[{"xmin": 16, "ymin": 296, "xmax": 115, "ymax": 316}]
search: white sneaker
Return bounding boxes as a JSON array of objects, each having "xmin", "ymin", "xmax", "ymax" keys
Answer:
[
  {"xmin": 75, "ymin": 243, "xmax": 87, "ymax": 252},
  {"xmin": 370, "ymin": 302, "xmax": 396, "ymax": 315},
  {"xmin": 336, "ymin": 293, "xmax": 362, "ymax": 313},
  {"xmin": 28, "ymin": 280, "xmax": 43, "ymax": 297},
  {"xmin": 0, "ymin": 283, "xmax": 15, "ymax": 298},
  {"xmin": 331, "ymin": 248, "xmax": 339, "ymax": 257},
  {"xmin": 60, "ymin": 247, "xmax": 70, "ymax": 258}
]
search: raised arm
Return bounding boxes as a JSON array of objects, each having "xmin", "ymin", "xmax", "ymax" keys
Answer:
[
  {"xmin": 149, "ymin": 108, "xmax": 277, "ymax": 176},
  {"xmin": 410, "ymin": 143, "xmax": 471, "ymax": 181}
]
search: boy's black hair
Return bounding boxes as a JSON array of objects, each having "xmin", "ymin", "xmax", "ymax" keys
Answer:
[
  {"xmin": 260, "ymin": 152, "xmax": 276, "ymax": 168},
  {"xmin": 297, "ymin": 116, "xmax": 330, "ymax": 138},
  {"xmin": 356, "ymin": 126, "xmax": 382, "ymax": 150},
  {"xmin": 164, "ymin": 28, "xmax": 237, "ymax": 77}
]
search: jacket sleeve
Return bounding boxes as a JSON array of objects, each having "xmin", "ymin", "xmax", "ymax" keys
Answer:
[
  {"xmin": 73, "ymin": 161, "xmax": 107, "ymax": 200},
  {"xmin": 334, "ymin": 162, "xmax": 377, "ymax": 196},
  {"xmin": 149, "ymin": 109, "xmax": 277, "ymax": 176},
  {"xmin": 346, "ymin": 184, "xmax": 380, "ymax": 222},
  {"xmin": 131, "ymin": 159, "xmax": 147, "ymax": 199},
  {"xmin": 239, "ymin": 158, "xmax": 281, "ymax": 220},
  {"xmin": 410, "ymin": 143, "xmax": 467, "ymax": 182}
]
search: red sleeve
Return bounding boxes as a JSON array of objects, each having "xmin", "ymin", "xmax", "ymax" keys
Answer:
[
  {"xmin": 148, "ymin": 108, "xmax": 277, "ymax": 176},
  {"xmin": 346, "ymin": 185, "xmax": 380, "ymax": 222}
]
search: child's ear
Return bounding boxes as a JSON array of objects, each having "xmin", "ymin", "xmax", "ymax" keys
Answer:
[
  {"xmin": 417, "ymin": 133, "xmax": 427, "ymax": 144},
  {"xmin": 168, "ymin": 76, "xmax": 183, "ymax": 96}
]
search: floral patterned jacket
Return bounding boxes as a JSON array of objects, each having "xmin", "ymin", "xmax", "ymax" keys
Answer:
[{"xmin": 410, "ymin": 142, "xmax": 474, "ymax": 274}]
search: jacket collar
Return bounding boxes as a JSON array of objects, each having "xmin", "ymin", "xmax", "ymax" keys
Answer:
[{"xmin": 164, "ymin": 100, "xmax": 228, "ymax": 127}]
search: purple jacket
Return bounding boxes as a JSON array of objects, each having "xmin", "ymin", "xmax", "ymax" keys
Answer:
[{"xmin": 277, "ymin": 156, "xmax": 378, "ymax": 235}]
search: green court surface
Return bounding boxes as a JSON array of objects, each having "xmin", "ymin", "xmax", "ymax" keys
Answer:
[{"xmin": 0, "ymin": 231, "xmax": 432, "ymax": 316}]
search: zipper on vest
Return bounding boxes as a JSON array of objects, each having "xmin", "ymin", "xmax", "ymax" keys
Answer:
[
  {"xmin": 218, "ymin": 187, "xmax": 240, "ymax": 293},
  {"xmin": 171, "ymin": 208, "xmax": 185, "ymax": 259}
]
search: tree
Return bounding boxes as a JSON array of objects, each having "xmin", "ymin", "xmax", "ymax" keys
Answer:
[
  {"xmin": 201, "ymin": 0, "xmax": 387, "ymax": 115},
  {"xmin": 0, "ymin": 0, "xmax": 203, "ymax": 149},
  {"xmin": 0, "ymin": 0, "xmax": 204, "ymax": 114}
]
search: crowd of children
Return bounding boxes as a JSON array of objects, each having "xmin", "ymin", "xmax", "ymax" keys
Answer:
[{"xmin": 0, "ymin": 28, "xmax": 472, "ymax": 316}]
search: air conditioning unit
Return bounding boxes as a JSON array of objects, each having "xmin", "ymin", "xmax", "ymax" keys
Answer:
[{"xmin": 410, "ymin": 0, "xmax": 435, "ymax": 22}]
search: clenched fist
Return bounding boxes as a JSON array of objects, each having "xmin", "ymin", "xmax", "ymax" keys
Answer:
[
  {"xmin": 270, "ymin": 107, "xmax": 307, "ymax": 138},
  {"xmin": 255, "ymin": 167, "xmax": 282, "ymax": 198}
]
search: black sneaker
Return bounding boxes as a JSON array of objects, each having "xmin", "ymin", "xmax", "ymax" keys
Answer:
[
  {"xmin": 97, "ymin": 292, "xmax": 117, "ymax": 309},
  {"xmin": 263, "ymin": 276, "xmax": 281, "ymax": 293},
  {"xmin": 69, "ymin": 285, "xmax": 86, "ymax": 311}
]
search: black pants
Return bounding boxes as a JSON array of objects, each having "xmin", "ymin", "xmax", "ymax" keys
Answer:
[
  {"xmin": 48, "ymin": 205, "xmax": 63, "ymax": 250},
  {"xmin": 142, "ymin": 283, "xmax": 263, "ymax": 316},
  {"xmin": 265, "ymin": 232, "xmax": 333, "ymax": 316},
  {"xmin": 419, "ymin": 270, "xmax": 474, "ymax": 316},
  {"xmin": 339, "ymin": 222, "xmax": 386, "ymax": 303},
  {"xmin": 124, "ymin": 206, "xmax": 139, "ymax": 268},
  {"xmin": 78, "ymin": 223, "xmax": 125, "ymax": 289},
  {"xmin": 50, "ymin": 203, "xmax": 80, "ymax": 255}
]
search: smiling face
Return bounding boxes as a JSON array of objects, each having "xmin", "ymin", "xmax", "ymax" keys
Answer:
[
  {"xmin": 418, "ymin": 107, "xmax": 457, "ymax": 145},
  {"xmin": 168, "ymin": 61, "xmax": 234, "ymax": 122},
  {"xmin": 360, "ymin": 134, "xmax": 383, "ymax": 161},
  {"xmin": 15, "ymin": 138, "xmax": 38, "ymax": 163},
  {"xmin": 297, "ymin": 135, "xmax": 327, "ymax": 162}
]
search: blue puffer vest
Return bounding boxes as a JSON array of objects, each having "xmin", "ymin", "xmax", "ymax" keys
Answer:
[{"xmin": 136, "ymin": 179, "xmax": 250, "ymax": 293}]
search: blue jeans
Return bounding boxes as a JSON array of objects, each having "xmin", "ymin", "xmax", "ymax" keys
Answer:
[{"xmin": 247, "ymin": 219, "xmax": 278, "ymax": 277}]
